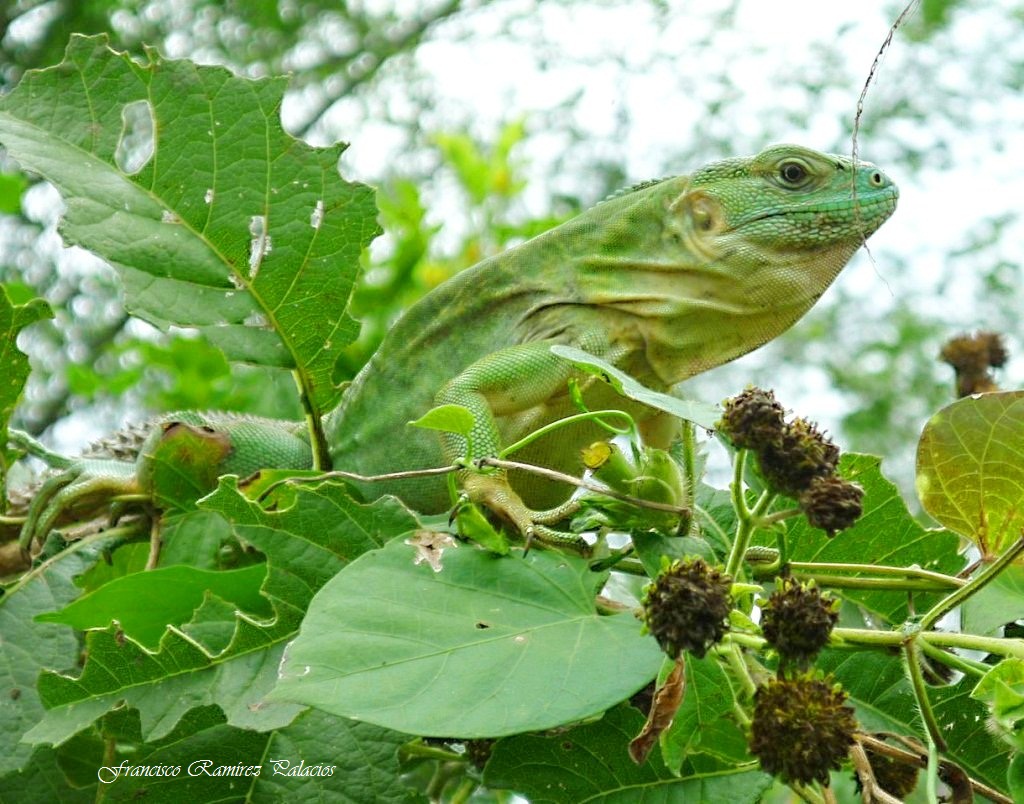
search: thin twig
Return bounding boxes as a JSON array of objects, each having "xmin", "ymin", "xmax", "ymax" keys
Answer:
[
  {"xmin": 857, "ymin": 733, "xmax": 1012, "ymax": 804},
  {"xmin": 851, "ymin": 0, "xmax": 919, "ymax": 163}
]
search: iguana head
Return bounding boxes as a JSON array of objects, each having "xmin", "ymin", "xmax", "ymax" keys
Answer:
[
  {"xmin": 678, "ymin": 143, "xmax": 898, "ymax": 253},
  {"xmin": 570, "ymin": 144, "xmax": 899, "ymax": 383}
]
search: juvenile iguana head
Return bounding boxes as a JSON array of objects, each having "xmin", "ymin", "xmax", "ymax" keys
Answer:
[{"xmin": 569, "ymin": 144, "xmax": 899, "ymax": 383}]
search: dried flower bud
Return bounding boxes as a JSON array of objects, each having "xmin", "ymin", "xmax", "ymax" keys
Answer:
[
  {"xmin": 940, "ymin": 331, "xmax": 1008, "ymax": 397},
  {"xmin": 800, "ymin": 475, "xmax": 864, "ymax": 537},
  {"xmin": 757, "ymin": 418, "xmax": 840, "ymax": 498},
  {"xmin": 718, "ymin": 387, "xmax": 787, "ymax": 451},
  {"xmin": 642, "ymin": 558, "xmax": 732, "ymax": 659},
  {"xmin": 750, "ymin": 675, "xmax": 857, "ymax": 786},
  {"xmin": 761, "ymin": 578, "xmax": 839, "ymax": 668}
]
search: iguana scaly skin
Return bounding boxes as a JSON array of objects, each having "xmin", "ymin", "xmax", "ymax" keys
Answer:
[{"xmin": 15, "ymin": 144, "xmax": 898, "ymax": 551}]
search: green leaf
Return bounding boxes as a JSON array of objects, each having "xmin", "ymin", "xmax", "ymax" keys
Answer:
[
  {"xmin": 37, "ymin": 564, "xmax": 270, "ymax": 649},
  {"xmin": 0, "ymin": 745, "xmax": 93, "ymax": 802},
  {"xmin": 455, "ymin": 502, "xmax": 511, "ymax": 555},
  {"xmin": 483, "ymin": 705, "xmax": 771, "ymax": 803},
  {"xmin": 972, "ymin": 658, "xmax": 1024, "ymax": 751},
  {"xmin": 0, "ymin": 534, "xmax": 119, "ymax": 775},
  {"xmin": 551, "ymin": 345, "xmax": 721, "ymax": 430},
  {"xmin": 661, "ymin": 655, "xmax": 750, "ymax": 772},
  {"xmin": 962, "ymin": 564, "xmax": 1024, "ymax": 636},
  {"xmin": 916, "ymin": 391, "xmax": 1024, "ymax": 556},
  {"xmin": 269, "ymin": 539, "xmax": 664, "ymax": 737},
  {"xmin": 0, "ymin": 284, "xmax": 52, "ymax": 492},
  {"xmin": 23, "ymin": 479, "xmax": 414, "ymax": 748},
  {"xmin": 408, "ymin": 403, "xmax": 475, "ymax": 436},
  {"xmin": 0, "ymin": 35, "xmax": 380, "ymax": 413},
  {"xmin": 1010, "ymin": 753, "xmax": 1024, "ymax": 804},
  {"xmin": 823, "ymin": 649, "xmax": 1012, "ymax": 791},
  {"xmin": 765, "ymin": 454, "xmax": 964, "ymax": 624},
  {"xmin": 94, "ymin": 709, "xmax": 421, "ymax": 803},
  {"xmin": 0, "ymin": 171, "xmax": 26, "ymax": 213}
]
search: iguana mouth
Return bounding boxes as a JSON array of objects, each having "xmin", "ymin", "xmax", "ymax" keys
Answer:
[{"xmin": 741, "ymin": 188, "xmax": 899, "ymax": 226}]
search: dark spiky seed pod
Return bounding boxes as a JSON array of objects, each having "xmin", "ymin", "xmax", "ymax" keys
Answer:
[
  {"xmin": 757, "ymin": 417, "xmax": 840, "ymax": 498},
  {"xmin": 749, "ymin": 675, "xmax": 857, "ymax": 786},
  {"xmin": 717, "ymin": 387, "xmax": 787, "ymax": 451},
  {"xmin": 861, "ymin": 747, "xmax": 920, "ymax": 799},
  {"xmin": 760, "ymin": 578, "xmax": 839, "ymax": 668},
  {"xmin": 799, "ymin": 475, "xmax": 864, "ymax": 537},
  {"xmin": 642, "ymin": 558, "xmax": 732, "ymax": 659},
  {"xmin": 465, "ymin": 739, "xmax": 494, "ymax": 770},
  {"xmin": 940, "ymin": 330, "xmax": 1008, "ymax": 371}
]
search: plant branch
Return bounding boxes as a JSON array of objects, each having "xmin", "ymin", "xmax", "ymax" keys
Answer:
[
  {"xmin": 920, "ymin": 533, "xmax": 1024, "ymax": 631},
  {"xmin": 856, "ymin": 733, "xmax": 1013, "ymax": 804},
  {"xmin": 499, "ymin": 409, "xmax": 635, "ymax": 458},
  {"xmin": 903, "ymin": 636, "xmax": 947, "ymax": 752}
]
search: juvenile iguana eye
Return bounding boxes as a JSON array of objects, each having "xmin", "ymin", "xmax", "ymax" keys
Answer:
[{"xmin": 779, "ymin": 162, "xmax": 808, "ymax": 185}]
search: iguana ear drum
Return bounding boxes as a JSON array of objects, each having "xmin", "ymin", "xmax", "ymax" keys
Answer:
[{"xmin": 674, "ymin": 190, "xmax": 722, "ymax": 234}]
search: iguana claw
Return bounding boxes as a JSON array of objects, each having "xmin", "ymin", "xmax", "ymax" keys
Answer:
[
  {"xmin": 18, "ymin": 458, "xmax": 142, "ymax": 556},
  {"xmin": 460, "ymin": 472, "xmax": 589, "ymax": 554}
]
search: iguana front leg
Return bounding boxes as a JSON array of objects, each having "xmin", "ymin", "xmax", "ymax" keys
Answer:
[{"xmin": 435, "ymin": 333, "xmax": 628, "ymax": 549}]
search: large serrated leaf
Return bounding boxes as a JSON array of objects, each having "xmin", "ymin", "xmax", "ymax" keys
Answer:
[
  {"xmin": 0, "ymin": 35, "xmax": 379, "ymax": 412},
  {"xmin": 270, "ymin": 539, "xmax": 664, "ymax": 737},
  {"xmin": 0, "ymin": 534, "xmax": 118, "ymax": 775},
  {"xmin": 823, "ymin": 648, "xmax": 1011, "ymax": 792},
  {"xmin": 22, "ymin": 479, "xmax": 415, "ymax": 748},
  {"xmin": 37, "ymin": 564, "xmax": 270, "ymax": 649},
  {"xmin": 916, "ymin": 391, "xmax": 1024, "ymax": 557}
]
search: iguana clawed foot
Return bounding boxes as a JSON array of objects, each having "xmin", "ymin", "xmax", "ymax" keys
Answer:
[
  {"xmin": 18, "ymin": 457, "xmax": 144, "ymax": 556},
  {"xmin": 459, "ymin": 471, "xmax": 589, "ymax": 555}
]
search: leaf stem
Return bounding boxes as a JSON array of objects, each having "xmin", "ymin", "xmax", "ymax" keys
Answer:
[
  {"xmin": 725, "ymin": 449, "xmax": 774, "ymax": 579},
  {"xmin": 499, "ymin": 409, "xmax": 635, "ymax": 458},
  {"xmin": 920, "ymin": 533, "xmax": 1024, "ymax": 631},
  {"xmin": 904, "ymin": 637, "xmax": 947, "ymax": 752},
  {"xmin": 916, "ymin": 637, "xmax": 989, "ymax": 678},
  {"xmin": 721, "ymin": 642, "xmax": 758, "ymax": 699},
  {"xmin": 296, "ymin": 375, "xmax": 331, "ymax": 471},
  {"xmin": 921, "ymin": 631, "xmax": 1024, "ymax": 659},
  {"xmin": 787, "ymin": 561, "xmax": 964, "ymax": 587}
]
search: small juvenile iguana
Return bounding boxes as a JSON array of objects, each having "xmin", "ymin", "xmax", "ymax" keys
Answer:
[{"xmin": 14, "ymin": 144, "xmax": 898, "ymax": 552}]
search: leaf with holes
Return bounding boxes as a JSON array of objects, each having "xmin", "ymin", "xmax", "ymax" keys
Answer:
[
  {"xmin": 916, "ymin": 391, "xmax": 1024, "ymax": 557},
  {"xmin": 0, "ymin": 35, "xmax": 379, "ymax": 413}
]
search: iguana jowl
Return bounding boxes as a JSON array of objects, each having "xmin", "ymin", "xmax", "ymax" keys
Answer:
[{"xmin": 16, "ymin": 144, "xmax": 898, "ymax": 551}]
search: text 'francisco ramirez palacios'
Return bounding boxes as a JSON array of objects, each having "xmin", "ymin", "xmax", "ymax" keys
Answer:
[{"xmin": 97, "ymin": 759, "xmax": 336, "ymax": 783}]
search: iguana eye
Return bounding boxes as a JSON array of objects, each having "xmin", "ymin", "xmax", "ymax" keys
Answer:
[{"xmin": 779, "ymin": 161, "xmax": 808, "ymax": 185}]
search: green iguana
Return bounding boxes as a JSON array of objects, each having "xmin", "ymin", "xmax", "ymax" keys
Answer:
[{"xmin": 13, "ymin": 144, "xmax": 898, "ymax": 554}]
